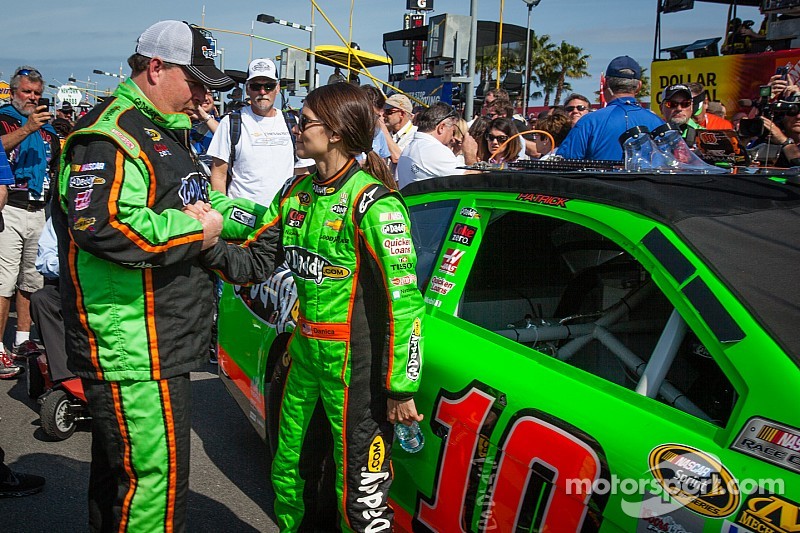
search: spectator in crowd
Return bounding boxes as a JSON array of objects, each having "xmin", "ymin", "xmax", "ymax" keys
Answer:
[
  {"xmin": 534, "ymin": 113, "xmax": 572, "ymax": 160},
  {"xmin": 756, "ymin": 77, "xmax": 800, "ymax": 167},
  {"xmin": 224, "ymin": 86, "xmax": 245, "ymax": 114},
  {"xmin": 326, "ymin": 66, "xmax": 347, "ymax": 85},
  {"xmin": 56, "ymin": 102, "xmax": 75, "ymax": 124},
  {"xmin": 483, "ymin": 117, "xmax": 521, "ymax": 163},
  {"xmin": 208, "ymin": 58, "xmax": 302, "ymax": 204},
  {"xmin": 731, "ymin": 111, "xmax": 748, "ymax": 132},
  {"xmin": 52, "ymin": 20, "xmax": 249, "ymax": 531},
  {"xmin": 396, "ymin": 102, "xmax": 477, "ymax": 188},
  {"xmin": 659, "ymin": 84, "xmax": 701, "ymax": 147},
  {"xmin": 558, "ymin": 56, "xmax": 664, "ymax": 161},
  {"xmin": 0, "ymin": 137, "xmax": 22, "ymax": 379},
  {"xmin": 0, "ymin": 444, "xmax": 44, "ymax": 496},
  {"xmin": 383, "ymin": 94, "xmax": 416, "ymax": 175},
  {"xmin": 0, "ymin": 66, "xmax": 60, "ymax": 362},
  {"xmin": 482, "ymin": 99, "xmax": 528, "ymax": 159},
  {"xmin": 360, "ymin": 85, "xmax": 398, "ymax": 165},
  {"xmin": 707, "ymin": 100, "xmax": 727, "ymax": 119},
  {"xmin": 687, "ymin": 82, "xmax": 733, "ymax": 130},
  {"xmin": 483, "ymin": 87, "xmax": 509, "ymax": 113},
  {"xmin": 468, "ymin": 115, "xmax": 493, "ymax": 162},
  {"xmin": 186, "ymin": 82, "xmax": 425, "ymax": 532},
  {"xmin": 563, "ymin": 93, "xmax": 592, "ymax": 125},
  {"xmin": 451, "ymin": 117, "xmax": 469, "ymax": 165},
  {"xmin": 30, "ymin": 216, "xmax": 74, "ymax": 385},
  {"xmin": 188, "ymin": 87, "xmax": 219, "ymax": 159}
]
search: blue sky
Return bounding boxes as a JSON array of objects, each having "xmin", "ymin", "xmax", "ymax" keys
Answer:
[{"xmin": 3, "ymin": 0, "xmax": 760, "ymax": 106}]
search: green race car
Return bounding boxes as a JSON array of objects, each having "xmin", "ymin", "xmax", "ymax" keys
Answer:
[{"xmin": 218, "ymin": 171, "xmax": 800, "ymax": 531}]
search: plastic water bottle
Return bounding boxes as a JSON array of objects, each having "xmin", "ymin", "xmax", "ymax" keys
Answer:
[{"xmin": 395, "ymin": 421, "xmax": 425, "ymax": 453}]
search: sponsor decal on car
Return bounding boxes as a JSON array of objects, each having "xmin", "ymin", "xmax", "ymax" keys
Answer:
[
  {"xmin": 516, "ymin": 193, "xmax": 570, "ymax": 207},
  {"xmin": 424, "ymin": 296, "xmax": 442, "ymax": 307},
  {"xmin": 460, "ymin": 207, "xmax": 480, "ymax": 219},
  {"xmin": 71, "ymin": 162, "xmax": 106, "ymax": 172},
  {"xmin": 74, "ymin": 190, "xmax": 92, "ymax": 210},
  {"xmin": 234, "ymin": 265, "xmax": 298, "ymax": 331},
  {"xmin": 430, "ymin": 276, "xmax": 456, "ymax": 295},
  {"xmin": 734, "ymin": 492, "xmax": 800, "ymax": 533},
  {"xmin": 287, "ymin": 209, "xmax": 307, "ymax": 228},
  {"xmin": 449, "ymin": 223, "xmax": 477, "ymax": 246},
  {"xmin": 647, "ymin": 444, "xmax": 740, "ymax": 518},
  {"xmin": 143, "ymin": 128, "xmax": 162, "ymax": 141},
  {"xmin": 384, "ymin": 237, "xmax": 411, "ymax": 255},
  {"xmin": 636, "ymin": 495, "xmax": 704, "ymax": 533},
  {"xmin": 407, "ymin": 318, "xmax": 421, "ymax": 381},
  {"xmin": 69, "ymin": 175, "xmax": 105, "ymax": 189},
  {"xmin": 230, "ymin": 207, "xmax": 256, "ymax": 228},
  {"xmin": 731, "ymin": 417, "xmax": 800, "ymax": 475},
  {"xmin": 284, "ymin": 246, "xmax": 351, "ymax": 284},
  {"xmin": 439, "ymin": 248, "xmax": 465, "ymax": 275},
  {"xmin": 297, "ymin": 192, "xmax": 311, "ymax": 206},
  {"xmin": 379, "ymin": 211, "xmax": 404, "ymax": 222},
  {"xmin": 381, "ymin": 222, "xmax": 407, "ymax": 235}
]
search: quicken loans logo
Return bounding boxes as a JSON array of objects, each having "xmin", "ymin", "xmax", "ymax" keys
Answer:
[{"xmin": 284, "ymin": 246, "xmax": 351, "ymax": 285}]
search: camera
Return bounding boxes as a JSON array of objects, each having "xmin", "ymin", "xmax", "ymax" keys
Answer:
[
  {"xmin": 777, "ymin": 66, "xmax": 790, "ymax": 80},
  {"xmin": 38, "ymin": 97, "xmax": 50, "ymax": 109}
]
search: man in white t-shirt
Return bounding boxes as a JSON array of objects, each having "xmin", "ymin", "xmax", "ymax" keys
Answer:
[
  {"xmin": 207, "ymin": 58, "xmax": 298, "ymax": 203},
  {"xmin": 396, "ymin": 102, "xmax": 478, "ymax": 189}
]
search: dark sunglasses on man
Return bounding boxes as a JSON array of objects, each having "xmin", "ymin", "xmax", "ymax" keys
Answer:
[
  {"xmin": 663, "ymin": 100, "xmax": 692, "ymax": 110},
  {"xmin": 249, "ymin": 82, "xmax": 277, "ymax": 92},
  {"xmin": 565, "ymin": 105, "xmax": 588, "ymax": 113}
]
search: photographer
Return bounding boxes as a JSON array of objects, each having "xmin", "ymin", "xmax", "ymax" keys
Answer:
[{"xmin": 749, "ymin": 74, "xmax": 800, "ymax": 167}]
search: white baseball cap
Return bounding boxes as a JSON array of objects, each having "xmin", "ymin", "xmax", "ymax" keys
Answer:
[
  {"xmin": 246, "ymin": 58, "xmax": 278, "ymax": 82},
  {"xmin": 136, "ymin": 20, "xmax": 233, "ymax": 89}
]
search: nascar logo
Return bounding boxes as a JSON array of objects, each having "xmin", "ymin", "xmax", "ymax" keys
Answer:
[{"xmin": 757, "ymin": 425, "xmax": 800, "ymax": 452}]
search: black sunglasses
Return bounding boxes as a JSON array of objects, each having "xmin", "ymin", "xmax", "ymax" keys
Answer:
[
  {"xmin": 565, "ymin": 105, "xmax": 588, "ymax": 112},
  {"xmin": 485, "ymin": 133, "xmax": 509, "ymax": 143},
  {"xmin": 664, "ymin": 100, "xmax": 692, "ymax": 109},
  {"xmin": 298, "ymin": 114, "xmax": 326, "ymax": 132},
  {"xmin": 249, "ymin": 82, "xmax": 277, "ymax": 92}
]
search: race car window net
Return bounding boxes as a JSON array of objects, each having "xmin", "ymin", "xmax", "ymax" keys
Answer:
[{"xmin": 459, "ymin": 210, "xmax": 737, "ymax": 427}]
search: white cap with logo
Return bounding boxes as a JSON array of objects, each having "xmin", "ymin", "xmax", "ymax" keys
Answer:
[{"xmin": 246, "ymin": 58, "xmax": 278, "ymax": 82}]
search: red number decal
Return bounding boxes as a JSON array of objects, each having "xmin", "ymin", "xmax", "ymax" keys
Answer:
[
  {"xmin": 415, "ymin": 385, "xmax": 607, "ymax": 532},
  {"xmin": 417, "ymin": 387, "xmax": 496, "ymax": 532},
  {"xmin": 486, "ymin": 415, "xmax": 602, "ymax": 531}
]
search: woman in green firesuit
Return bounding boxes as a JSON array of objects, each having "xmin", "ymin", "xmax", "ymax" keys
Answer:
[{"xmin": 188, "ymin": 82, "xmax": 426, "ymax": 531}]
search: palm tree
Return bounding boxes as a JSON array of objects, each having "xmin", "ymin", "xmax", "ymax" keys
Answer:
[
  {"xmin": 552, "ymin": 41, "xmax": 590, "ymax": 105},
  {"xmin": 527, "ymin": 32, "xmax": 557, "ymax": 104}
]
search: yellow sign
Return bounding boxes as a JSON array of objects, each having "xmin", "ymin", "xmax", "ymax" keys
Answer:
[
  {"xmin": 651, "ymin": 49, "xmax": 800, "ymax": 115},
  {"xmin": 0, "ymin": 81, "xmax": 9, "ymax": 102}
]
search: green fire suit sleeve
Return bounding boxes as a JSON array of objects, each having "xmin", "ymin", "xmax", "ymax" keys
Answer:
[
  {"xmin": 61, "ymin": 137, "xmax": 206, "ymax": 267},
  {"xmin": 357, "ymin": 193, "xmax": 424, "ymax": 398}
]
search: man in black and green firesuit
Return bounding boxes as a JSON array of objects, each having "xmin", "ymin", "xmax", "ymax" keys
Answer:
[{"xmin": 53, "ymin": 21, "xmax": 261, "ymax": 531}]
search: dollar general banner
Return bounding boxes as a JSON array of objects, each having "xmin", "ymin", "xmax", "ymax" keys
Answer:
[
  {"xmin": 651, "ymin": 49, "xmax": 800, "ymax": 114},
  {"xmin": 0, "ymin": 81, "xmax": 9, "ymax": 103}
]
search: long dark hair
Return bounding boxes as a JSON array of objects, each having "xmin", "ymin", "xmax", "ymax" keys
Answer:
[
  {"xmin": 303, "ymin": 83, "xmax": 395, "ymax": 190},
  {"xmin": 485, "ymin": 117, "xmax": 520, "ymax": 163}
]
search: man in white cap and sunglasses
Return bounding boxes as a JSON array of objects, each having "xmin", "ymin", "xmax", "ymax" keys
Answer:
[
  {"xmin": 208, "ymin": 57, "xmax": 304, "ymax": 204},
  {"xmin": 52, "ymin": 20, "xmax": 260, "ymax": 532}
]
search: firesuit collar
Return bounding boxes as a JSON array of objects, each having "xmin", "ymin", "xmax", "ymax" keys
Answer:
[
  {"xmin": 311, "ymin": 158, "xmax": 359, "ymax": 195},
  {"xmin": 116, "ymin": 78, "xmax": 192, "ymax": 130}
]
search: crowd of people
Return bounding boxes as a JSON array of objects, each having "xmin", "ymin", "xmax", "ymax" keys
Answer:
[{"xmin": 1, "ymin": 15, "xmax": 799, "ymax": 531}]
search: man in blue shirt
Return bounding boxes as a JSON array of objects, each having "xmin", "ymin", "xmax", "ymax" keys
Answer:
[
  {"xmin": 0, "ymin": 138, "xmax": 22, "ymax": 379},
  {"xmin": 559, "ymin": 56, "xmax": 664, "ymax": 161}
]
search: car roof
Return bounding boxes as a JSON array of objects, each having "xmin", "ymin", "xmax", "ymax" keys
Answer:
[{"xmin": 402, "ymin": 172, "xmax": 800, "ymax": 364}]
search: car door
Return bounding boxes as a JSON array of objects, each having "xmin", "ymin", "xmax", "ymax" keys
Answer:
[{"xmin": 390, "ymin": 190, "xmax": 800, "ymax": 532}]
